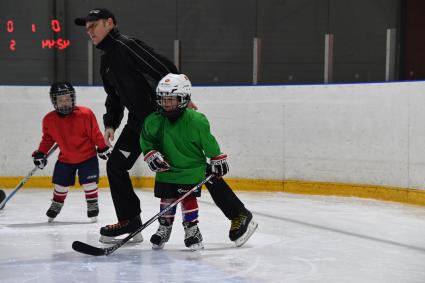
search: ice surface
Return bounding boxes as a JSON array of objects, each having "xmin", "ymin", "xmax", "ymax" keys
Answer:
[{"xmin": 1, "ymin": 188, "xmax": 425, "ymax": 283}]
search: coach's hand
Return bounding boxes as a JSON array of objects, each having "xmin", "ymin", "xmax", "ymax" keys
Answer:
[{"xmin": 104, "ymin": 128, "xmax": 115, "ymax": 148}]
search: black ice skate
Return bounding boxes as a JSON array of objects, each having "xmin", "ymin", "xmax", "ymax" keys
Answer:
[
  {"xmin": 46, "ymin": 200, "xmax": 64, "ymax": 222},
  {"xmin": 150, "ymin": 218, "xmax": 173, "ymax": 250},
  {"xmin": 99, "ymin": 215, "xmax": 143, "ymax": 244},
  {"xmin": 86, "ymin": 199, "xmax": 99, "ymax": 222},
  {"xmin": 229, "ymin": 210, "xmax": 258, "ymax": 247},
  {"xmin": 183, "ymin": 221, "xmax": 204, "ymax": 251}
]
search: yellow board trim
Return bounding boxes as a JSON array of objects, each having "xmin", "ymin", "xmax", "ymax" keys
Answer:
[{"xmin": 1, "ymin": 176, "xmax": 425, "ymax": 207}]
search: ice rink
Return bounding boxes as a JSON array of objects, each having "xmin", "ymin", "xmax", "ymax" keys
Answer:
[{"xmin": 1, "ymin": 188, "xmax": 425, "ymax": 283}]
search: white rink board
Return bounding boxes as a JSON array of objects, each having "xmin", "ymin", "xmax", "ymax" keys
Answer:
[{"xmin": 1, "ymin": 82, "xmax": 425, "ymax": 189}]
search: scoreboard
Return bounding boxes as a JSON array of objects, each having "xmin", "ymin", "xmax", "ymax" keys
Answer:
[{"xmin": 2, "ymin": 18, "xmax": 70, "ymax": 52}]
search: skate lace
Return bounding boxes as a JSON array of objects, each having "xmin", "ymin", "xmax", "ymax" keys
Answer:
[
  {"xmin": 185, "ymin": 225, "xmax": 198, "ymax": 238},
  {"xmin": 156, "ymin": 225, "xmax": 171, "ymax": 238},
  {"xmin": 230, "ymin": 214, "xmax": 247, "ymax": 231},
  {"xmin": 107, "ymin": 220, "xmax": 128, "ymax": 230},
  {"xmin": 87, "ymin": 201, "xmax": 98, "ymax": 211},
  {"xmin": 50, "ymin": 201, "xmax": 63, "ymax": 212}
]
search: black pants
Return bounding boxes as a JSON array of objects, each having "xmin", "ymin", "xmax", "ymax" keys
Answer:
[
  {"xmin": 205, "ymin": 166, "xmax": 247, "ymax": 220},
  {"xmin": 107, "ymin": 125, "xmax": 247, "ymax": 221},
  {"xmin": 106, "ymin": 125, "xmax": 142, "ymax": 221}
]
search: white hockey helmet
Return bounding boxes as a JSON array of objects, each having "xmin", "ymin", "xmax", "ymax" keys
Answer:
[{"xmin": 156, "ymin": 73, "xmax": 191, "ymax": 118}]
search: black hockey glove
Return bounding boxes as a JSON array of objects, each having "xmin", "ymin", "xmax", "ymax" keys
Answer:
[
  {"xmin": 144, "ymin": 150, "xmax": 170, "ymax": 172},
  {"xmin": 97, "ymin": 147, "xmax": 112, "ymax": 160},
  {"xmin": 210, "ymin": 154, "xmax": 229, "ymax": 178},
  {"xmin": 32, "ymin": 150, "xmax": 47, "ymax": 169}
]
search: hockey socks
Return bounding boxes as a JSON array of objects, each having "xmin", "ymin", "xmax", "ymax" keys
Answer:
[{"xmin": 83, "ymin": 182, "xmax": 99, "ymax": 221}]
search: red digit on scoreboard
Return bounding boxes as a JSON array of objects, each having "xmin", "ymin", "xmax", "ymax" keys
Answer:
[
  {"xmin": 10, "ymin": 39, "xmax": 16, "ymax": 51},
  {"xmin": 7, "ymin": 20, "xmax": 14, "ymax": 33},
  {"xmin": 51, "ymin": 20, "xmax": 61, "ymax": 32}
]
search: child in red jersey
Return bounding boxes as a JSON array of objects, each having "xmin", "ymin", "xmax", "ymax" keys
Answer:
[{"xmin": 32, "ymin": 82, "xmax": 111, "ymax": 222}]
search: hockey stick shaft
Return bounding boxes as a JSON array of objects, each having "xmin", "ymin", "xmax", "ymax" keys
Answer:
[
  {"xmin": 72, "ymin": 174, "xmax": 214, "ymax": 256},
  {"xmin": 0, "ymin": 144, "xmax": 59, "ymax": 209}
]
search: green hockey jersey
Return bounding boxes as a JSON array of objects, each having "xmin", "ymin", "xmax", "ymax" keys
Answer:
[{"xmin": 140, "ymin": 109, "xmax": 221, "ymax": 184}]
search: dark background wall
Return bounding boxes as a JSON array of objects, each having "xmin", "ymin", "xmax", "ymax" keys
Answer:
[
  {"xmin": 401, "ymin": 0, "xmax": 425, "ymax": 80},
  {"xmin": 0, "ymin": 0, "xmax": 403, "ymax": 85}
]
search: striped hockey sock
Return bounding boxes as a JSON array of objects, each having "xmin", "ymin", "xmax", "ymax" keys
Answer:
[
  {"xmin": 52, "ymin": 184, "xmax": 69, "ymax": 203},
  {"xmin": 181, "ymin": 196, "xmax": 199, "ymax": 223},
  {"xmin": 83, "ymin": 182, "xmax": 98, "ymax": 201}
]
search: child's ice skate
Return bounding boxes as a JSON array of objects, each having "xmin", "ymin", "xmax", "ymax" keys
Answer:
[
  {"xmin": 46, "ymin": 200, "xmax": 64, "ymax": 222},
  {"xmin": 183, "ymin": 221, "xmax": 204, "ymax": 251}
]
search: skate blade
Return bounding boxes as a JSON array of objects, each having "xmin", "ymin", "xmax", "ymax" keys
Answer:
[
  {"xmin": 187, "ymin": 242, "xmax": 204, "ymax": 251},
  {"xmin": 89, "ymin": 217, "xmax": 98, "ymax": 223},
  {"xmin": 99, "ymin": 233, "xmax": 143, "ymax": 244},
  {"xmin": 151, "ymin": 243, "xmax": 165, "ymax": 250},
  {"xmin": 47, "ymin": 217, "xmax": 55, "ymax": 223},
  {"xmin": 234, "ymin": 220, "xmax": 258, "ymax": 247}
]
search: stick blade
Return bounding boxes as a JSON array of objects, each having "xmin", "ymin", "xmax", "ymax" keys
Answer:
[
  {"xmin": 72, "ymin": 241, "xmax": 106, "ymax": 256},
  {"xmin": 0, "ymin": 189, "xmax": 6, "ymax": 210}
]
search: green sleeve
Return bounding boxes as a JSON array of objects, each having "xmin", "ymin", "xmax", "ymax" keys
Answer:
[
  {"xmin": 197, "ymin": 113, "xmax": 221, "ymax": 158},
  {"xmin": 140, "ymin": 114, "xmax": 159, "ymax": 155}
]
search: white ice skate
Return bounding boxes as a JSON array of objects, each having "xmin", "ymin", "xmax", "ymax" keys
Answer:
[
  {"xmin": 183, "ymin": 222, "xmax": 204, "ymax": 251},
  {"xmin": 46, "ymin": 200, "xmax": 63, "ymax": 223},
  {"xmin": 150, "ymin": 224, "xmax": 173, "ymax": 249},
  {"xmin": 86, "ymin": 199, "xmax": 99, "ymax": 223}
]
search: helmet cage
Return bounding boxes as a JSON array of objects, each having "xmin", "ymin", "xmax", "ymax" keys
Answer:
[
  {"xmin": 49, "ymin": 83, "xmax": 76, "ymax": 115},
  {"xmin": 156, "ymin": 91, "xmax": 190, "ymax": 118},
  {"xmin": 156, "ymin": 91, "xmax": 190, "ymax": 111}
]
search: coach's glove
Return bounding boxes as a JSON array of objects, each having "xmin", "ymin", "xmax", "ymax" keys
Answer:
[
  {"xmin": 32, "ymin": 150, "xmax": 47, "ymax": 169},
  {"xmin": 144, "ymin": 150, "xmax": 170, "ymax": 172},
  {"xmin": 97, "ymin": 147, "xmax": 112, "ymax": 160},
  {"xmin": 210, "ymin": 154, "xmax": 229, "ymax": 177}
]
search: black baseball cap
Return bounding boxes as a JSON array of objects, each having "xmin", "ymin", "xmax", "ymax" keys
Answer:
[{"xmin": 74, "ymin": 8, "xmax": 116, "ymax": 26}]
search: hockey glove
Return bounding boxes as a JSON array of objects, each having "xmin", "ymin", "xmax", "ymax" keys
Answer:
[
  {"xmin": 210, "ymin": 154, "xmax": 229, "ymax": 177},
  {"xmin": 144, "ymin": 150, "xmax": 170, "ymax": 172},
  {"xmin": 97, "ymin": 147, "xmax": 112, "ymax": 160},
  {"xmin": 32, "ymin": 150, "xmax": 47, "ymax": 169}
]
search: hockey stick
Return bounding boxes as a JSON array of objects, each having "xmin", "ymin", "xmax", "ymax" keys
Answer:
[
  {"xmin": 0, "ymin": 190, "xmax": 5, "ymax": 204},
  {"xmin": 72, "ymin": 174, "xmax": 214, "ymax": 256},
  {"xmin": 0, "ymin": 144, "xmax": 59, "ymax": 210}
]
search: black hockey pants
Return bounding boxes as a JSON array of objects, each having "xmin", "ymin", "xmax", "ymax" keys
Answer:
[
  {"xmin": 106, "ymin": 125, "xmax": 142, "ymax": 221},
  {"xmin": 205, "ymin": 166, "xmax": 247, "ymax": 220}
]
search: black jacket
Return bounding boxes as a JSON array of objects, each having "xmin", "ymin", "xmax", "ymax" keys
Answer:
[{"xmin": 96, "ymin": 28, "xmax": 178, "ymax": 132}]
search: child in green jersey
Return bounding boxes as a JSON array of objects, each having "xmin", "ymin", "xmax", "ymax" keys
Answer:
[{"xmin": 140, "ymin": 73, "xmax": 229, "ymax": 250}]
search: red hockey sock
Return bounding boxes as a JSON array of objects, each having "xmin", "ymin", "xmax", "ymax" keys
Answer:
[
  {"xmin": 181, "ymin": 196, "xmax": 199, "ymax": 223},
  {"xmin": 83, "ymin": 182, "xmax": 98, "ymax": 201},
  {"xmin": 52, "ymin": 184, "xmax": 68, "ymax": 203}
]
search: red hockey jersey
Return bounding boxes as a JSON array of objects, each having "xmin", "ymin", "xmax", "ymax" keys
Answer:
[{"xmin": 37, "ymin": 106, "xmax": 108, "ymax": 164}]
